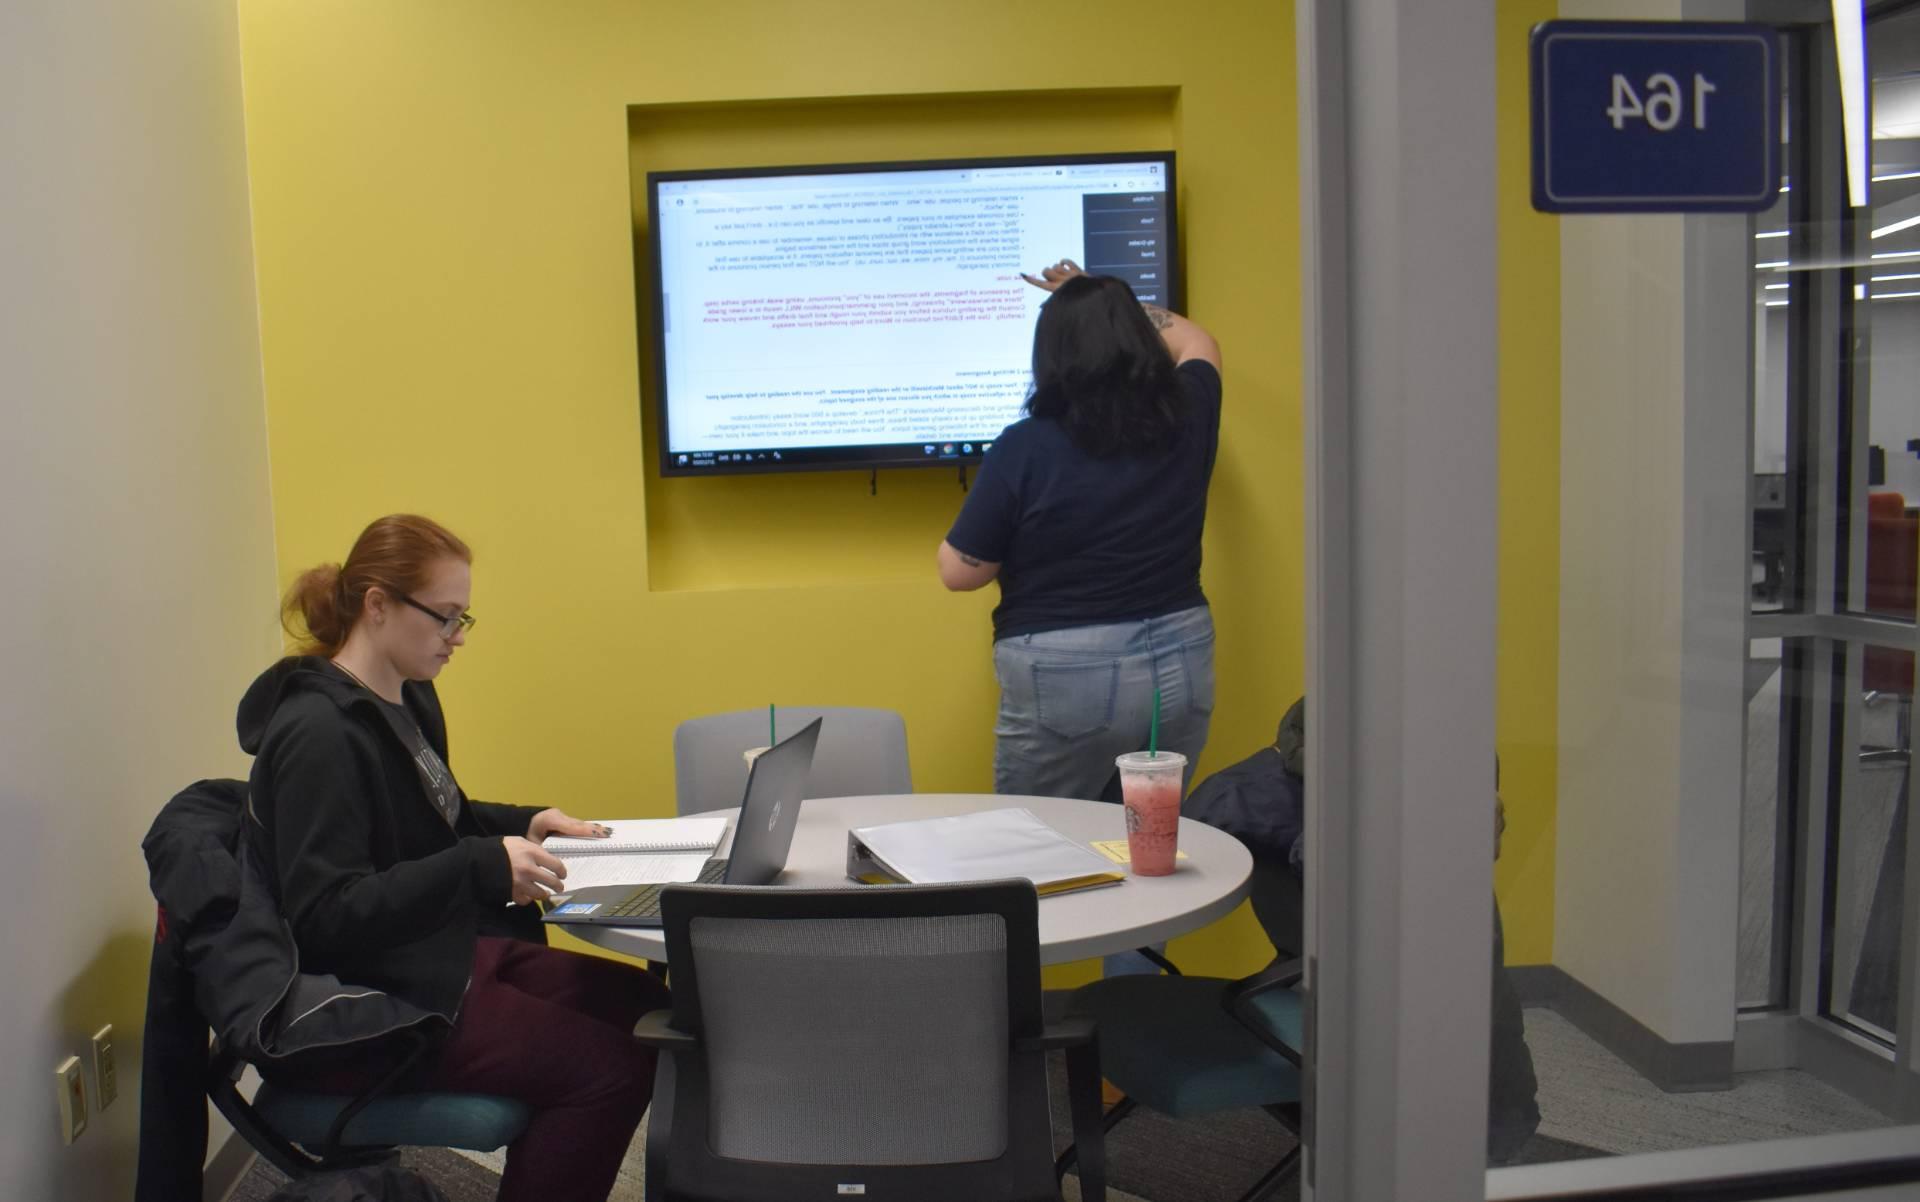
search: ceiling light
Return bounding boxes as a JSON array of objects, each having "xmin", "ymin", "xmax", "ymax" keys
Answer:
[
  {"xmin": 1834, "ymin": 1, "xmax": 1869, "ymax": 206},
  {"xmin": 1873, "ymin": 213, "xmax": 1920, "ymax": 239}
]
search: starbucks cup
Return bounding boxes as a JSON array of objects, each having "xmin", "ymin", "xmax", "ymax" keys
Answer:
[
  {"xmin": 1116, "ymin": 751, "xmax": 1186, "ymax": 876},
  {"xmin": 743, "ymin": 746, "xmax": 769, "ymax": 771}
]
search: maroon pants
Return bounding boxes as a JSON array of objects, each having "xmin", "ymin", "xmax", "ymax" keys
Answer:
[{"xmin": 287, "ymin": 938, "xmax": 671, "ymax": 1202}]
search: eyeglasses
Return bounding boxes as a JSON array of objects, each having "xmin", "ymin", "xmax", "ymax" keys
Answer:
[{"xmin": 396, "ymin": 593, "xmax": 476, "ymax": 639}]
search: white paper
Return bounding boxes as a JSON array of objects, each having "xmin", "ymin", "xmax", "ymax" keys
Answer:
[{"xmin": 548, "ymin": 853, "xmax": 713, "ymax": 895}]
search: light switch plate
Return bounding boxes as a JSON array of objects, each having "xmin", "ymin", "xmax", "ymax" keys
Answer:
[
  {"xmin": 90, "ymin": 1025, "xmax": 116, "ymax": 1110},
  {"xmin": 55, "ymin": 1056, "xmax": 86, "ymax": 1144}
]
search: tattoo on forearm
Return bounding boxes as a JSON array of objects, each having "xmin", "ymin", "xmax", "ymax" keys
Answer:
[
  {"xmin": 958, "ymin": 552, "xmax": 984, "ymax": 567},
  {"xmin": 1142, "ymin": 304, "xmax": 1175, "ymax": 330}
]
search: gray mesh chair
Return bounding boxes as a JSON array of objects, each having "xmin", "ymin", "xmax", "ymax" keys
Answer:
[
  {"xmin": 673, "ymin": 706, "xmax": 911, "ymax": 814},
  {"xmin": 636, "ymin": 880, "xmax": 1107, "ymax": 1202}
]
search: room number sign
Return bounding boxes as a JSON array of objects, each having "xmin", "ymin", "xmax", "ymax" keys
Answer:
[{"xmin": 1531, "ymin": 21, "xmax": 1779, "ymax": 213}]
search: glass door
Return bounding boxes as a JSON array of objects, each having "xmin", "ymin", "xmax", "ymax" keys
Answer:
[{"xmin": 1297, "ymin": 2, "xmax": 1920, "ymax": 1198}]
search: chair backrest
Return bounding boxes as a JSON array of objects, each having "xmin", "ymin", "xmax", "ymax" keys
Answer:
[
  {"xmin": 1865, "ymin": 493, "xmax": 1916, "ymax": 694},
  {"xmin": 1246, "ymin": 856, "xmax": 1304, "ymax": 960},
  {"xmin": 650, "ymin": 881, "xmax": 1056, "ymax": 1202},
  {"xmin": 672, "ymin": 706, "xmax": 911, "ymax": 815}
]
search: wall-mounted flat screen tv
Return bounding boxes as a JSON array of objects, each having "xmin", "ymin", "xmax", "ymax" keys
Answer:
[{"xmin": 647, "ymin": 151, "xmax": 1179, "ymax": 477}]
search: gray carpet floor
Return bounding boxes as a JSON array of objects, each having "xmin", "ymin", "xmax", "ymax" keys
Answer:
[
  {"xmin": 1526, "ymin": 1008, "xmax": 1892, "ymax": 1155},
  {"xmin": 228, "ymin": 1001, "xmax": 1896, "ymax": 1202}
]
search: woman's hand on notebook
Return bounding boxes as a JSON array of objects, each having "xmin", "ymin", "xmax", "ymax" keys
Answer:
[{"xmin": 528, "ymin": 807, "xmax": 613, "ymax": 844}]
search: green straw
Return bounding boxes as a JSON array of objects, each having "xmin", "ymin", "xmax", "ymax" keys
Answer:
[
  {"xmin": 769, "ymin": 703, "xmax": 776, "ymax": 746},
  {"xmin": 1149, "ymin": 689, "xmax": 1161, "ymax": 758}
]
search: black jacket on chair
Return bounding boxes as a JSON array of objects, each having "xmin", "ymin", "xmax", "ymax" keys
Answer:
[
  {"xmin": 138, "ymin": 777, "xmax": 244, "ymax": 1202},
  {"xmin": 138, "ymin": 777, "xmax": 460, "ymax": 1200}
]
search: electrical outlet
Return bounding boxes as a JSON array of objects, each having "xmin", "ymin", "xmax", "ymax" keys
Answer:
[
  {"xmin": 90, "ymin": 1025, "xmax": 116, "ymax": 1110},
  {"xmin": 54, "ymin": 1056, "xmax": 87, "ymax": 1144}
]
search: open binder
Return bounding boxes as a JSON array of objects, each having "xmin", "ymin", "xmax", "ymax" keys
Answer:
[{"xmin": 846, "ymin": 807, "xmax": 1125, "ymax": 896}]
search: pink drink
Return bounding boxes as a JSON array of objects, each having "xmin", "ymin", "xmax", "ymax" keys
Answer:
[{"xmin": 1116, "ymin": 751, "xmax": 1186, "ymax": 876}]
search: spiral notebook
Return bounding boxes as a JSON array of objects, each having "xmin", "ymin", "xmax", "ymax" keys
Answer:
[{"xmin": 544, "ymin": 816, "xmax": 729, "ymax": 894}]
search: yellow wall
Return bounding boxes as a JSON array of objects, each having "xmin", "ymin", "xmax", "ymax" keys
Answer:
[
  {"xmin": 238, "ymin": 0, "xmax": 1302, "ymax": 981},
  {"xmin": 1495, "ymin": 0, "xmax": 1562, "ymax": 964},
  {"xmin": 238, "ymin": 0, "xmax": 1561, "ymax": 973}
]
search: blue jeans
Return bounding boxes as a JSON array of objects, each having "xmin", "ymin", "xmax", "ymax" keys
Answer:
[
  {"xmin": 991, "ymin": 604, "xmax": 1215, "ymax": 802},
  {"xmin": 993, "ymin": 606, "xmax": 1214, "ymax": 977}
]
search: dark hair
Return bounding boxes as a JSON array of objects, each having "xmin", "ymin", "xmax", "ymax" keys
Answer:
[
  {"xmin": 282, "ymin": 514, "xmax": 471, "ymax": 658},
  {"xmin": 1023, "ymin": 274, "xmax": 1181, "ymax": 457}
]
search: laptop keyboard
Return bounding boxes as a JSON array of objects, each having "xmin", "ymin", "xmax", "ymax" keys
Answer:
[{"xmin": 605, "ymin": 857, "xmax": 730, "ymax": 918}]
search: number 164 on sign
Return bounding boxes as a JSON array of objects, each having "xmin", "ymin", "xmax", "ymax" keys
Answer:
[{"xmin": 1608, "ymin": 72, "xmax": 1717, "ymax": 131}]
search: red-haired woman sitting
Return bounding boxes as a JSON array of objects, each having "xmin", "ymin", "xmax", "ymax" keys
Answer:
[{"xmin": 238, "ymin": 513, "xmax": 666, "ymax": 1202}]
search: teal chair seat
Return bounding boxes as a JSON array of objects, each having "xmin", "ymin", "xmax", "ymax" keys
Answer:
[
  {"xmin": 1070, "ymin": 974, "xmax": 1302, "ymax": 1119},
  {"xmin": 1060, "ymin": 947, "xmax": 1305, "ymax": 1202},
  {"xmin": 253, "ymin": 1083, "xmax": 531, "ymax": 1152}
]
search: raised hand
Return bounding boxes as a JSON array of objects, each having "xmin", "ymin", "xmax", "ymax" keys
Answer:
[{"xmin": 1020, "ymin": 258, "xmax": 1087, "ymax": 292}]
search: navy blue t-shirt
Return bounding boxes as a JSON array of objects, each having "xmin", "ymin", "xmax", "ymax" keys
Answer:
[{"xmin": 946, "ymin": 359, "xmax": 1222, "ymax": 641}]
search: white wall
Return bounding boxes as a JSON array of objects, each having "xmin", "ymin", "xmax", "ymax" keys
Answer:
[
  {"xmin": 1556, "ymin": 209, "xmax": 1750, "ymax": 1047},
  {"xmin": 1757, "ymin": 303, "xmax": 1920, "ymax": 497},
  {"xmin": 0, "ymin": 0, "xmax": 277, "ymax": 1196},
  {"xmin": 1553, "ymin": 0, "xmax": 1752, "ymax": 1049},
  {"xmin": 1756, "ymin": 305, "xmax": 1789, "ymax": 476}
]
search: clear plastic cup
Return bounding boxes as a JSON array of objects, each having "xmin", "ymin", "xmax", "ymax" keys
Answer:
[
  {"xmin": 1116, "ymin": 751, "xmax": 1186, "ymax": 876},
  {"xmin": 743, "ymin": 746, "xmax": 769, "ymax": 771}
]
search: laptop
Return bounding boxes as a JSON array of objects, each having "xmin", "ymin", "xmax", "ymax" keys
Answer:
[{"xmin": 543, "ymin": 716, "xmax": 821, "ymax": 928}]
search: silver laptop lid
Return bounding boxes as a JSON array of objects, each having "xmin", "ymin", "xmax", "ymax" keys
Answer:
[{"xmin": 723, "ymin": 717, "xmax": 820, "ymax": 885}]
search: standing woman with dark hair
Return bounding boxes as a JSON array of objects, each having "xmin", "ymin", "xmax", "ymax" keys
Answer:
[
  {"xmin": 237, "ymin": 513, "xmax": 668, "ymax": 1202},
  {"xmin": 940, "ymin": 260, "xmax": 1224, "ymax": 803}
]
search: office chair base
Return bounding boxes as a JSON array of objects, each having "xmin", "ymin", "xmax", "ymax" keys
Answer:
[{"xmin": 1054, "ymin": 1096, "xmax": 1136, "ymax": 1182}]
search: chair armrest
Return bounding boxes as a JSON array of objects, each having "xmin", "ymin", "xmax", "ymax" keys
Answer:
[
  {"xmin": 1224, "ymin": 955, "xmax": 1303, "ymax": 1004},
  {"xmin": 1057, "ymin": 1019, "xmax": 1107, "ymax": 1202},
  {"xmin": 1137, "ymin": 946, "xmax": 1183, "ymax": 976},
  {"xmin": 1222, "ymin": 957, "xmax": 1304, "ymax": 1065},
  {"xmin": 205, "ymin": 1040, "xmax": 322, "ymax": 1179},
  {"xmin": 1013, "ymin": 1015, "xmax": 1095, "ymax": 1054},
  {"xmin": 209, "ymin": 1039, "xmax": 246, "ymax": 1087},
  {"xmin": 633, "ymin": 1009, "xmax": 701, "ymax": 1054}
]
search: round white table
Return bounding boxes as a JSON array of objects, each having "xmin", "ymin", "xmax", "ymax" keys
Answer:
[{"xmin": 566, "ymin": 793, "xmax": 1254, "ymax": 966}]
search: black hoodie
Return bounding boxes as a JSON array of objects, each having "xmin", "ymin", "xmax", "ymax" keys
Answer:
[{"xmin": 237, "ymin": 656, "xmax": 543, "ymax": 1019}]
